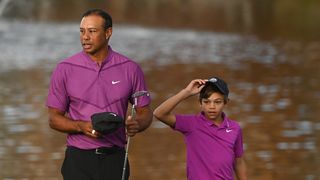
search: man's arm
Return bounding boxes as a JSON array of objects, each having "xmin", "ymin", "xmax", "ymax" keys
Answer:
[
  {"xmin": 235, "ymin": 156, "xmax": 248, "ymax": 180},
  {"xmin": 153, "ymin": 79, "xmax": 207, "ymax": 128},
  {"xmin": 126, "ymin": 105, "xmax": 152, "ymax": 137},
  {"xmin": 48, "ymin": 107, "xmax": 98, "ymax": 138}
]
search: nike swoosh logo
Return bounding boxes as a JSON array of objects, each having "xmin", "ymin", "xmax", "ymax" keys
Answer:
[
  {"xmin": 226, "ymin": 129, "xmax": 232, "ymax": 133},
  {"xmin": 112, "ymin": 80, "xmax": 120, "ymax": 85}
]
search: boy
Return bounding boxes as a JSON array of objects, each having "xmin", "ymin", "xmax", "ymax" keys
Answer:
[{"xmin": 154, "ymin": 77, "xmax": 247, "ymax": 180}]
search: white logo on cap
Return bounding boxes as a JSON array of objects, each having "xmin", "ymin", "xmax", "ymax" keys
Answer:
[
  {"xmin": 210, "ymin": 78, "xmax": 217, "ymax": 82},
  {"xmin": 110, "ymin": 113, "xmax": 117, "ymax": 116}
]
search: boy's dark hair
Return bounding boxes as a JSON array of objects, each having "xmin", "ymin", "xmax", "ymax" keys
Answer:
[
  {"xmin": 199, "ymin": 77, "xmax": 229, "ymax": 103},
  {"xmin": 82, "ymin": 9, "xmax": 112, "ymax": 29}
]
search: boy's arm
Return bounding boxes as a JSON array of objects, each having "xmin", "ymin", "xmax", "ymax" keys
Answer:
[
  {"xmin": 235, "ymin": 156, "xmax": 248, "ymax": 180},
  {"xmin": 154, "ymin": 79, "xmax": 206, "ymax": 128}
]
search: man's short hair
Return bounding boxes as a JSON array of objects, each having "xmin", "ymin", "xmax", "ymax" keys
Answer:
[{"xmin": 82, "ymin": 8, "xmax": 112, "ymax": 29}]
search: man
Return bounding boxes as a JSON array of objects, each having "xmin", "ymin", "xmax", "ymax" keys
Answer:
[{"xmin": 46, "ymin": 9, "xmax": 152, "ymax": 180}]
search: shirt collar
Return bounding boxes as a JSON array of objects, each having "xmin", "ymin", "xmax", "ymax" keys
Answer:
[
  {"xmin": 199, "ymin": 111, "xmax": 229, "ymax": 128},
  {"xmin": 82, "ymin": 45, "xmax": 113, "ymax": 67}
]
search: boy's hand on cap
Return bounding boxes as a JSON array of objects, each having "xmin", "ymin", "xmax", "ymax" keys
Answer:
[{"xmin": 185, "ymin": 79, "xmax": 207, "ymax": 95}]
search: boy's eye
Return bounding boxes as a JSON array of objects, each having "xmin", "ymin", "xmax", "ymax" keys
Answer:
[
  {"xmin": 215, "ymin": 100, "xmax": 223, "ymax": 105},
  {"xmin": 202, "ymin": 99, "xmax": 224, "ymax": 105}
]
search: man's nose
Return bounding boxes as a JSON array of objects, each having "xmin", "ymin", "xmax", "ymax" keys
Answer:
[{"xmin": 81, "ymin": 31, "xmax": 90, "ymax": 40}]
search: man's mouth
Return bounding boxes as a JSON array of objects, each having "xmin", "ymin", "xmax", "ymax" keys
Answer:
[{"xmin": 82, "ymin": 43, "xmax": 92, "ymax": 49}]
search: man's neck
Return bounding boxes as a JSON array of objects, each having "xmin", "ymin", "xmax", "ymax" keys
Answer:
[{"xmin": 89, "ymin": 46, "xmax": 109, "ymax": 65}]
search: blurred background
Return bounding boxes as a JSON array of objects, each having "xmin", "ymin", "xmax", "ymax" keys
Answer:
[{"xmin": 0, "ymin": 0, "xmax": 319, "ymax": 179}]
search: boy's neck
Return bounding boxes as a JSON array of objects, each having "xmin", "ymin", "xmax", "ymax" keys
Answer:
[
  {"xmin": 211, "ymin": 116, "xmax": 223, "ymax": 126},
  {"xmin": 207, "ymin": 112, "xmax": 224, "ymax": 126}
]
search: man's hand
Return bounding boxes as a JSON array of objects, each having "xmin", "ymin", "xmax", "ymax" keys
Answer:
[
  {"xmin": 77, "ymin": 121, "xmax": 101, "ymax": 138},
  {"xmin": 125, "ymin": 115, "xmax": 139, "ymax": 137}
]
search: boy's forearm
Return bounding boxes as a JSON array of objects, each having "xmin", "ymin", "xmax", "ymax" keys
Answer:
[
  {"xmin": 156, "ymin": 89, "xmax": 191, "ymax": 114},
  {"xmin": 154, "ymin": 89, "xmax": 192, "ymax": 126}
]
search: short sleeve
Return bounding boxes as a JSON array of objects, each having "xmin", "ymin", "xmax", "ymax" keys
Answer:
[
  {"xmin": 174, "ymin": 114, "xmax": 196, "ymax": 134},
  {"xmin": 46, "ymin": 64, "xmax": 69, "ymax": 112},
  {"xmin": 234, "ymin": 128, "xmax": 244, "ymax": 157},
  {"xmin": 130, "ymin": 64, "xmax": 151, "ymax": 107}
]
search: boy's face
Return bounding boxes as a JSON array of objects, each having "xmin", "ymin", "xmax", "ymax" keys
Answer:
[{"xmin": 200, "ymin": 92, "xmax": 227, "ymax": 121}]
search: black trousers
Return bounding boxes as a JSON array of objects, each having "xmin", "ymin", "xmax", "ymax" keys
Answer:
[{"xmin": 61, "ymin": 146, "xmax": 130, "ymax": 180}]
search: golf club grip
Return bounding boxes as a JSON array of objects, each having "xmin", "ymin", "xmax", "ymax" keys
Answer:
[{"xmin": 131, "ymin": 106, "xmax": 136, "ymax": 119}]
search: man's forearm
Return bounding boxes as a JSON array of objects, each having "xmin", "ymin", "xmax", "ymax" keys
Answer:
[
  {"xmin": 48, "ymin": 108, "xmax": 83, "ymax": 133},
  {"xmin": 136, "ymin": 106, "xmax": 153, "ymax": 132}
]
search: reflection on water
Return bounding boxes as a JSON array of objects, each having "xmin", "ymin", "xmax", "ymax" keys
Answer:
[
  {"xmin": 0, "ymin": 0, "xmax": 320, "ymax": 180},
  {"xmin": 3, "ymin": 0, "xmax": 320, "ymax": 40}
]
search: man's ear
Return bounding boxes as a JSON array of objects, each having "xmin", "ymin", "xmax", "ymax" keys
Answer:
[{"xmin": 105, "ymin": 27, "xmax": 112, "ymax": 40}]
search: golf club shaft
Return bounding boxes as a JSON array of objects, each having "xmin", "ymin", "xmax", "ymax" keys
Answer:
[
  {"xmin": 121, "ymin": 91, "xmax": 148, "ymax": 180},
  {"xmin": 121, "ymin": 137, "xmax": 130, "ymax": 180},
  {"xmin": 121, "ymin": 105, "xmax": 136, "ymax": 180}
]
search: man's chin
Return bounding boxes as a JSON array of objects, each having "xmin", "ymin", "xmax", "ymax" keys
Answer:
[{"xmin": 83, "ymin": 48, "xmax": 94, "ymax": 54}]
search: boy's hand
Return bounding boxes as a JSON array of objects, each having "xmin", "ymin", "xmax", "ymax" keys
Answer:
[{"xmin": 185, "ymin": 79, "xmax": 207, "ymax": 95}]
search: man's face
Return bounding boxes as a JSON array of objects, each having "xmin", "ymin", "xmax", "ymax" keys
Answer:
[
  {"xmin": 200, "ymin": 92, "xmax": 227, "ymax": 121},
  {"xmin": 80, "ymin": 15, "xmax": 111, "ymax": 56}
]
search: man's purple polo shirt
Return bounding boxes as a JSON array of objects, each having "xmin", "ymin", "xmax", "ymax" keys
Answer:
[
  {"xmin": 174, "ymin": 112, "xmax": 244, "ymax": 180},
  {"xmin": 46, "ymin": 46, "xmax": 150, "ymax": 149}
]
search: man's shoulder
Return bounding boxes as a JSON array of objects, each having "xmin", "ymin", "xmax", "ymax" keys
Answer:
[
  {"xmin": 59, "ymin": 51, "xmax": 84, "ymax": 64},
  {"xmin": 109, "ymin": 49, "xmax": 139, "ymax": 66},
  {"xmin": 53, "ymin": 52, "xmax": 87, "ymax": 70}
]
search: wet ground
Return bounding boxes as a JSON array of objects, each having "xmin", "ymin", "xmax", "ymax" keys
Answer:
[{"xmin": 0, "ymin": 0, "xmax": 320, "ymax": 179}]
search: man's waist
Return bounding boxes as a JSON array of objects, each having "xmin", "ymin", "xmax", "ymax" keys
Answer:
[
  {"xmin": 66, "ymin": 134, "xmax": 126, "ymax": 149},
  {"xmin": 68, "ymin": 146, "xmax": 125, "ymax": 155}
]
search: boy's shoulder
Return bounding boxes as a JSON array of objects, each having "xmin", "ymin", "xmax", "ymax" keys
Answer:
[{"xmin": 224, "ymin": 113, "xmax": 242, "ymax": 128}]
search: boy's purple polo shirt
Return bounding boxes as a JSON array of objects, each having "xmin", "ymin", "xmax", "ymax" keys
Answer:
[
  {"xmin": 174, "ymin": 112, "xmax": 244, "ymax": 180},
  {"xmin": 46, "ymin": 46, "xmax": 150, "ymax": 149}
]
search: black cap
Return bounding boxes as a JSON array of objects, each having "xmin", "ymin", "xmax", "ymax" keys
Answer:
[
  {"xmin": 91, "ymin": 112, "xmax": 124, "ymax": 134},
  {"xmin": 206, "ymin": 77, "xmax": 229, "ymax": 97}
]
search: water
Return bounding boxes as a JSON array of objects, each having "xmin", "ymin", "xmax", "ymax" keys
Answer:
[{"xmin": 0, "ymin": 0, "xmax": 319, "ymax": 179}]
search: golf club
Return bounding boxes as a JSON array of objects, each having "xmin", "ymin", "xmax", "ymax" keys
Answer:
[{"xmin": 121, "ymin": 91, "xmax": 149, "ymax": 180}]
